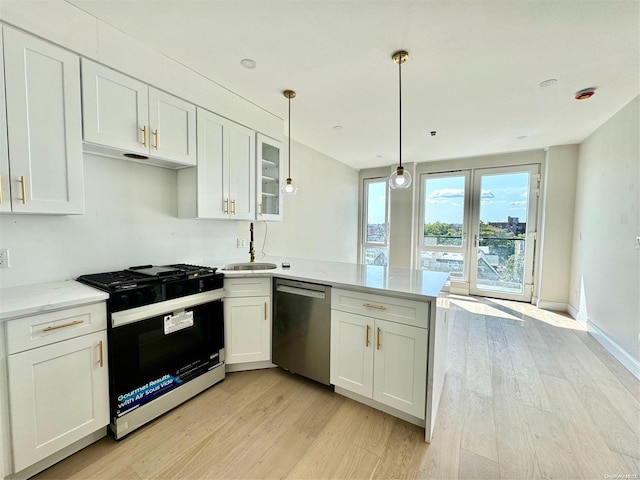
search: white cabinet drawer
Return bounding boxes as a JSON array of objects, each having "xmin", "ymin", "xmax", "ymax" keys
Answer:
[
  {"xmin": 331, "ymin": 288, "xmax": 429, "ymax": 329},
  {"xmin": 6, "ymin": 302, "xmax": 107, "ymax": 354},
  {"xmin": 224, "ymin": 277, "xmax": 271, "ymax": 297}
]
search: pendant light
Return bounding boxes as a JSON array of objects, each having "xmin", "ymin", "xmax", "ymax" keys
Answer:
[
  {"xmin": 389, "ymin": 50, "xmax": 412, "ymax": 189},
  {"xmin": 281, "ymin": 89, "xmax": 298, "ymax": 196}
]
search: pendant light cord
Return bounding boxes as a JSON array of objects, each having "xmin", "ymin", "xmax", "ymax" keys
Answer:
[
  {"xmin": 398, "ymin": 55, "xmax": 402, "ymax": 169},
  {"xmin": 288, "ymin": 94, "xmax": 292, "ymax": 179}
]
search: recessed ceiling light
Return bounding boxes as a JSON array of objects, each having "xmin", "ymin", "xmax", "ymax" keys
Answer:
[
  {"xmin": 333, "ymin": 125, "xmax": 343, "ymax": 130},
  {"xmin": 376, "ymin": 154, "xmax": 383, "ymax": 158},
  {"xmin": 516, "ymin": 135, "xmax": 527, "ymax": 140},
  {"xmin": 240, "ymin": 58, "xmax": 256, "ymax": 69},
  {"xmin": 539, "ymin": 78, "xmax": 557, "ymax": 87}
]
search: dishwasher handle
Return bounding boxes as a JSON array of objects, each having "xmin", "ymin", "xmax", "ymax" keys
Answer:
[{"xmin": 276, "ymin": 284, "xmax": 326, "ymax": 300}]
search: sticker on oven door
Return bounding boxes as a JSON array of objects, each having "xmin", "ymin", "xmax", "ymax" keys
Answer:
[
  {"xmin": 116, "ymin": 374, "xmax": 183, "ymax": 416},
  {"xmin": 164, "ymin": 310, "xmax": 194, "ymax": 334}
]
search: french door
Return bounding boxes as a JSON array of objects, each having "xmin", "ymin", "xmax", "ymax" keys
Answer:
[{"xmin": 418, "ymin": 164, "xmax": 539, "ymax": 302}]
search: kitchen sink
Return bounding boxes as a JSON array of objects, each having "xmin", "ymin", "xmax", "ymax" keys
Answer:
[{"xmin": 221, "ymin": 262, "xmax": 278, "ymax": 271}]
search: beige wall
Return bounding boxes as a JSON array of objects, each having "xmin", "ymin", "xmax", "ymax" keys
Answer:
[
  {"xmin": 569, "ymin": 96, "xmax": 640, "ymax": 364},
  {"xmin": 536, "ymin": 145, "xmax": 579, "ymax": 309}
]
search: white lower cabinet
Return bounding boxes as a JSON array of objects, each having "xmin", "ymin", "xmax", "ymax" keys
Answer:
[
  {"xmin": 330, "ymin": 289, "xmax": 428, "ymax": 420},
  {"xmin": 5, "ymin": 302, "xmax": 109, "ymax": 474},
  {"xmin": 223, "ymin": 277, "xmax": 271, "ymax": 365}
]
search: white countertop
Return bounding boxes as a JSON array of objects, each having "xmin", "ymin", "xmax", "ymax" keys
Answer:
[
  {"xmin": 214, "ymin": 256, "xmax": 449, "ymax": 301},
  {"xmin": 0, "ymin": 280, "xmax": 109, "ymax": 322}
]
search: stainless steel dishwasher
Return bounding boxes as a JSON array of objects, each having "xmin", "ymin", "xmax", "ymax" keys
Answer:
[{"xmin": 273, "ymin": 278, "xmax": 331, "ymax": 385}]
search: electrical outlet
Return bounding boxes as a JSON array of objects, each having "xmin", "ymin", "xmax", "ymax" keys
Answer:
[
  {"xmin": 236, "ymin": 238, "xmax": 247, "ymax": 249},
  {"xmin": 0, "ymin": 248, "xmax": 10, "ymax": 268}
]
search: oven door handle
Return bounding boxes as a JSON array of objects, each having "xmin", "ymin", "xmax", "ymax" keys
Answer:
[{"xmin": 112, "ymin": 290, "xmax": 225, "ymax": 328}]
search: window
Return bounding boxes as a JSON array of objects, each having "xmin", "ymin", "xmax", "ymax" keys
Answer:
[
  {"xmin": 417, "ymin": 172, "xmax": 470, "ymax": 280},
  {"xmin": 362, "ymin": 178, "xmax": 389, "ymax": 266}
]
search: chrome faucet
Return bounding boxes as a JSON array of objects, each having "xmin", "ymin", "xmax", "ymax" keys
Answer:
[{"xmin": 249, "ymin": 222, "xmax": 255, "ymax": 263}]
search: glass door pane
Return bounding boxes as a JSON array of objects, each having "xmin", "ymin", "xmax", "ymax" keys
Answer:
[
  {"xmin": 470, "ymin": 166, "xmax": 538, "ymax": 300},
  {"xmin": 418, "ymin": 172, "xmax": 470, "ymax": 280},
  {"xmin": 362, "ymin": 179, "xmax": 389, "ymax": 266}
]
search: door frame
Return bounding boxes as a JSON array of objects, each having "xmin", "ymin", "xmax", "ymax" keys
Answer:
[{"xmin": 468, "ymin": 164, "xmax": 540, "ymax": 302}]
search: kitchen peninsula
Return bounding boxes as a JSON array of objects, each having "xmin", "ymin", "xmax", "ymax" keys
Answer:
[{"xmin": 218, "ymin": 257, "xmax": 450, "ymax": 442}]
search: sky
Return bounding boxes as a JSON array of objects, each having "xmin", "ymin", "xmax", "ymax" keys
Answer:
[
  {"xmin": 425, "ymin": 172, "xmax": 530, "ymax": 224},
  {"xmin": 366, "ymin": 172, "xmax": 531, "ymax": 225}
]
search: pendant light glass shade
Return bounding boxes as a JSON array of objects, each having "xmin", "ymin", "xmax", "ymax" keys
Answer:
[
  {"xmin": 389, "ymin": 50, "xmax": 411, "ymax": 190},
  {"xmin": 281, "ymin": 89, "xmax": 298, "ymax": 196},
  {"xmin": 389, "ymin": 165, "xmax": 412, "ymax": 189},
  {"xmin": 281, "ymin": 177, "xmax": 298, "ymax": 195}
]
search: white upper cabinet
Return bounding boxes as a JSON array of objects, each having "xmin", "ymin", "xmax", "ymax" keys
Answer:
[
  {"xmin": 0, "ymin": 27, "xmax": 10, "ymax": 213},
  {"xmin": 256, "ymin": 134, "xmax": 284, "ymax": 221},
  {"xmin": 2, "ymin": 27, "xmax": 84, "ymax": 214},
  {"xmin": 148, "ymin": 88, "xmax": 197, "ymax": 166},
  {"xmin": 81, "ymin": 59, "xmax": 196, "ymax": 168},
  {"xmin": 81, "ymin": 59, "xmax": 148, "ymax": 156},
  {"xmin": 178, "ymin": 108, "xmax": 255, "ymax": 220},
  {"xmin": 229, "ymin": 124, "xmax": 256, "ymax": 220}
]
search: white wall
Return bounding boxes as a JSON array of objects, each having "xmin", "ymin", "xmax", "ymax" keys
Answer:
[
  {"xmin": 536, "ymin": 145, "xmax": 578, "ymax": 310},
  {"xmin": 0, "ymin": 149, "xmax": 358, "ymax": 287},
  {"xmin": 569, "ymin": 95, "xmax": 640, "ymax": 364},
  {"xmin": 265, "ymin": 140, "xmax": 359, "ymax": 263}
]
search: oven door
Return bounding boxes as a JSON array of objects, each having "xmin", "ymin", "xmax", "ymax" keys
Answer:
[{"xmin": 109, "ymin": 291, "xmax": 224, "ymax": 418}]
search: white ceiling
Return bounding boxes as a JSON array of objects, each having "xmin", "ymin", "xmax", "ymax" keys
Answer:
[{"xmin": 66, "ymin": 0, "xmax": 639, "ymax": 170}]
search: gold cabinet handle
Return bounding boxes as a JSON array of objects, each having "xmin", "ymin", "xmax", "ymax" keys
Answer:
[
  {"xmin": 224, "ymin": 198, "xmax": 229, "ymax": 214},
  {"xmin": 377, "ymin": 327, "xmax": 382, "ymax": 350},
  {"xmin": 231, "ymin": 199, "xmax": 236, "ymax": 214},
  {"xmin": 43, "ymin": 319, "xmax": 84, "ymax": 332},
  {"xmin": 141, "ymin": 126, "xmax": 147, "ymax": 147},
  {"xmin": 98, "ymin": 340, "xmax": 104, "ymax": 367},
  {"xmin": 258, "ymin": 203, "xmax": 262, "ymax": 216},
  {"xmin": 364, "ymin": 303, "xmax": 386, "ymax": 310},
  {"xmin": 20, "ymin": 176, "xmax": 27, "ymax": 204},
  {"xmin": 264, "ymin": 302, "xmax": 267, "ymax": 320},
  {"xmin": 153, "ymin": 129, "xmax": 158, "ymax": 150},
  {"xmin": 366, "ymin": 325, "xmax": 371, "ymax": 347}
]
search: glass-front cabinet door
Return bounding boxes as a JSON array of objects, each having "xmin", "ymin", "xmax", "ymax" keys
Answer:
[{"xmin": 256, "ymin": 134, "xmax": 283, "ymax": 221}]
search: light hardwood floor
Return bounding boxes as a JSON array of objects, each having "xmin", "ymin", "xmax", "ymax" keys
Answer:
[{"xmin": 34, "ymin": 295, "xmax": 639, "ymax": 479}]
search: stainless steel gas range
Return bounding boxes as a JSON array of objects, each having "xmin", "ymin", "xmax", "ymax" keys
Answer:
[{"xmin": 77, "ymin": 264, "xmax": 225, "ymax": 439}]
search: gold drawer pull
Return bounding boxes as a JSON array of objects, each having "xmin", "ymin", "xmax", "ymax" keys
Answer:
[
  {"xmin": 258, "ymin": 203, "xmax": 262, "ymax": 216},
  {"xmin": 363, "ymin": 303, "xmax": 386, "ymax": 310},
  {"xmin": 20, "ymin": 176, "xmax": 27, "ymax": 204},
  {"xmin": 231, "ymin": 199, "xmax": 236, "ymax": 214},
  {"xmin": 377, "ymin": 327, "xmax": 382, "ymax": 350},
  {"xmin": 98, "ymin": 340, "xmax": 104, "ymax": 367},
  {"xmin": 264, "ymin": 302, "xmax": 267, "ymax": 320},
  {"xmin": 43, "ymin": 319, "xmax": 84, "ymax": 332},
  {"xmin": 153, "ymin": 129, "xmax": 159, "ymax": 150},
  {"xmin": 224, "ymin": 198, "xmax": 229, "ymax": 214},
  {"xmin": 141, "ymin": 126, "xmax": 147, "ymax": 147},
  {"xmin": 366, "ymin": 325, "xmax": 371, "ymax": 347}
]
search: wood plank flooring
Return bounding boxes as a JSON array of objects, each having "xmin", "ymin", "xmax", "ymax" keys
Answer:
[{"xmin": 34, "ymin": 295, "xmax": 639, "ymax": 479}]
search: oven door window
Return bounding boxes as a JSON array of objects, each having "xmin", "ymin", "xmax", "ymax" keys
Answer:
[{"xmin": 109, "ymin": 300, "xmax": 223, "ymax": 417}]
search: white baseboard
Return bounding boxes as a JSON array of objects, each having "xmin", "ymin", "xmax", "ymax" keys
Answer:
[
  {"xmin": 586, "ymin": 320, "xmax": 640, "ymax": 380},
  {"xmin": 566, "ymin": 304, "xmax": 586, "ymax": 328},
  {"xmin": 536, "ymin": 300, "xmax": 569, "ymax": 312}
]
